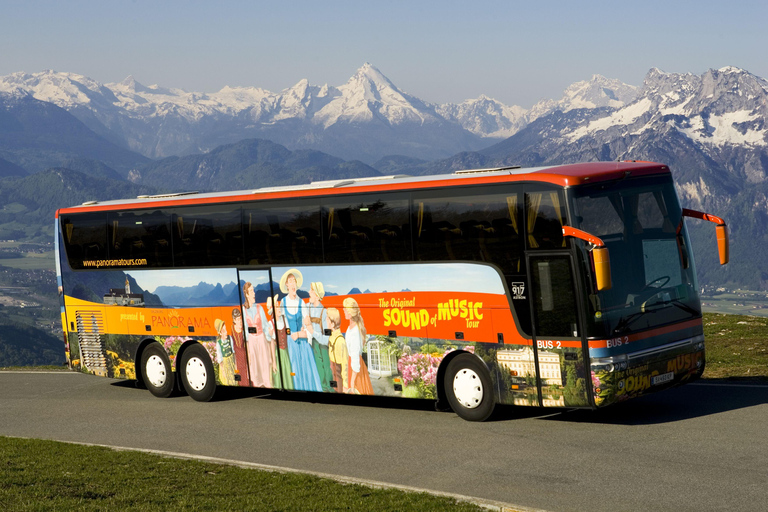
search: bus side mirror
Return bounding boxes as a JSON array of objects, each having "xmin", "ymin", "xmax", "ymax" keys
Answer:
[
  {"xmin": 681, "ymin": 209, "xmax": 728, "ymax": 266},
  {"xmin": 592, "ymin": 247, "xmax": 612, "ymax": 291},
  {"xmin": 561, "ymin": 226, "xmax": 612, "ymax": 291},
  {"xmin": 716, "ymin": 224, "xmax": 729, "ymax": 265}
]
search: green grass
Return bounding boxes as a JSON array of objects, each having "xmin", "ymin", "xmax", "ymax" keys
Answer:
[
  {"xmin": 0, "ymin": 437, "xmax": 484, "ymax": 512},
  {"xmin": 702, "ymin": 312, "xmax": 768, "ymax": 379},
  {"xmin": 0, "ymin": 252, "xmax": 55, "ymax": 270},
  {"xmin": 0, "ymin": 365, "xmax": 66, "ymax": 371}
]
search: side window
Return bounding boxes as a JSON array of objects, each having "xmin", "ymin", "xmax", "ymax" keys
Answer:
[
  {"xmin": 635, "ymin": 191, "xmax": 674, "ymax": 232},
  {"xmin": 323, "ymin": 194, "xmax": 411, "ymax": 263},
  {"xmin": 244, "ymin": 200, "xmax": 322, "ymax": 265},
  {"xmin": 529, "ymin": 255, "xmax": 579, "ymax": 338},
  {"xmin": 60, "ymin": 213, "xmax": 107, "ymax": 269},
  {"xmin": 109, "ymin": 210, "xmax": 173, "ymax": 267},
  {"xmin": 172, "ymin": 205, "xmax": 242, "ymax": 267},
  {"xmin": 413, "ymin": 187, "xmax": 523, "ymax": 274},
  {"xmin": 575, "ymin": 195, "xmax": 625, "ymax": 238},
  {"xmin": 525, "ymin": 190, "xmax": 566, "ymax": 250}
]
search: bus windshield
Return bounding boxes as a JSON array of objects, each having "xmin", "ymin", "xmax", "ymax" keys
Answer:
[{"xmin": 570, "ymin": 174, "xmax": 701, "ymax": 339}]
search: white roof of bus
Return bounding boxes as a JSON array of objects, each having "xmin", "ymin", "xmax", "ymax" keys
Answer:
[
  {"xmin": 65, "ymin": 161, "xmax": 666, "ymax": 210},
  {"xmin": 70, "ymin": 165, "xmax": 547, "ymax": 209}
]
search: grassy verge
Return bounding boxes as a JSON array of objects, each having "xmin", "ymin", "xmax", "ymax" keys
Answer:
[
  {"xmin": 0, "ymin": 252, "xmax": 55, "ymax": 270},
  {"xmin": 0, "ymin": 365, "xmax": 66, "ymax": 371},
  {"xmin": 702, "ymin": 313, "xmax": 768, "ymax": 379},
  {"xmin": 0, "ymin": 437, "xmax": 483, "ymax": 512}
]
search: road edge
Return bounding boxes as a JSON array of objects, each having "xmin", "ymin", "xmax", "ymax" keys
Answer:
[{"xmin": 6, "ymin": 436, "xmax": 549, "ymax": 512}]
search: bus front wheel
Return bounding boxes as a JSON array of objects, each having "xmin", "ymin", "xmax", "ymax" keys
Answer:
[
  {"xmin": 179, "ymin": 343, "xmax": 217, "ymax": 402},
  {"xmin": 141, "ymin": 343, "xmax": 175, "ymax": 398},
  {"xmin": 444, "ymin": 353, "xmax": 495, "ymax": 421}
]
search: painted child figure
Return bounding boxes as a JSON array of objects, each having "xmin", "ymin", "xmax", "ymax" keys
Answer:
[
  {"xmin": 214, "ymin": 318, "xmax": 238, "ymax": 386},
  {"xmin": 267, "ymin": 295, "xmax": 293, "ymax": 390},
  {"xmin": 326, "ymin": 307, "xmax": 349, "ymax": 393},
  {"xmin": 308, "ymin": 282, "xmax": 334, "ymax": 393}
]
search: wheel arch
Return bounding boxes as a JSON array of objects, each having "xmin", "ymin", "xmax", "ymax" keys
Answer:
[
  {"xmin": 175, "ymin": 339, "xmax": 210, "ymax": 373},
  {"xmin": 436, "ymin": 349, "xmax": 495, "ymax": 410}
]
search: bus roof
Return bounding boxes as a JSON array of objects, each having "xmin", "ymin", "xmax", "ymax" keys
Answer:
[{"xmin": 57, "ymin": 160, "xmax": 669, "ymax": 216}]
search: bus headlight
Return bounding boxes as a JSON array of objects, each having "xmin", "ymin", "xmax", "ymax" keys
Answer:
[{"xmin": 591, "ymin": 355, "xmax": 628, "ymax": 373}]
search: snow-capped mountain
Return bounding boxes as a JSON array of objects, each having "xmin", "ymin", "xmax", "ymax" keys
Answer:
[
  {"xmin": 0, "ymin": 64, "xmax": 637, "ymax": 163},
  {"xmin": 560, "ymin": 67, "xmax": 768, "ymax": 184},
  {"xmin": 436, "ymin": 95, "xmax": 529, "ymax": 139},
  {"xmin": 529, "ymin": 74, "xmax": 639, "ymax": 121},
  {"xmin": 436, "ymin": 74, "xmax": 639, "ymax": 139}
]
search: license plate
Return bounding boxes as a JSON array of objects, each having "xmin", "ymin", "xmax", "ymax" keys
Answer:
[{"xmin": 651, "ymin": 372, "xmax": 674, "ymax": 385}]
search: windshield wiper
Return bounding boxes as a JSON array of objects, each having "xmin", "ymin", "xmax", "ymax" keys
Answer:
[
  {"xmin": 613, "ymin": 308, "xmax": 661, "ymax": 334},
  {"xmin": 667, "ymin": 298, "xmax": 700, "ymax": 316},
  {"xmin": 643, "ymin": 293, "xmax": 699, "ymax": 315},
  {"xmin": 613, "ymin": 298, "xmax": 699, "ymax": 335}
]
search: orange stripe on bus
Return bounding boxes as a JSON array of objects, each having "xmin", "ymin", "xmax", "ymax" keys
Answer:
[{"xmin": 588, "ymin": 318, "xmax": 703, "ymax": 349}]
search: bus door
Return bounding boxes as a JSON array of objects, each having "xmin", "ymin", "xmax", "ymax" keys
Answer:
[
  {"xmin": 236, "ymin": 269, "xmax": 279, "ymax": 389},
  {"xmin": 526, "ymin": 253, "xmax": 590, "ymax": 407}
]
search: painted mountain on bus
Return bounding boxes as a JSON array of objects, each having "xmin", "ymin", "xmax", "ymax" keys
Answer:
[
  {"xmin": 0, "ymin": 64, "xmax": 637, "ymax": 164},
  {"xmin": 152, "ymin": 281, "xmax": 241, "ymax": 308},
  {"xmin": 61, "ymin": 269, "xmax": 162, "ymax": 307}
]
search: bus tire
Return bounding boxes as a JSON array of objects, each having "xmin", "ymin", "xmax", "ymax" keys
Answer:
[
  {"xmin": 444, "ymin": 353, "xmax": 495, "ymax": 421},
  {"xmin": 141, "ymin": 343, "xmax": 175, "ymax": 398},
  {"xmin": 179, "ymin": 343, "xmax": 217, "ymax": 402}
]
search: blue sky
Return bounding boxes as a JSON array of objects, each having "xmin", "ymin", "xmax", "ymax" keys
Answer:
[{"xmin": 2, "ymin": 0, "xmax": 765, "ymax": 107}]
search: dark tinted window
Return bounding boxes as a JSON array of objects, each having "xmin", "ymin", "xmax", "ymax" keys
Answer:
[
  {"xmin": 244, "ymin": 200, "xmax": 322, "ymax": 265},
  {"xmin": 60, "ymin": 213, "xmax": 107, "ymax": 268},
  {"xmin": 323, "ymin": 194, "xmax": 411, "ymax": 263},
  {"xmin": 172, "ymin": 205, "xmax": 242, "ymax": 266},
  {"xmin": 108, "ymin": 210, "xmax": 173, "ymax": 267},
  {"xmin": 413, "ymin": 187, "xmax": 524, "ymax": 274},
  {"xmin": 530, "ymin": 255, "xmax": 579, "ymax": 338},
  {"xmin": 525, "ymin": 189, "xmax": 566, "ymax": 250}
]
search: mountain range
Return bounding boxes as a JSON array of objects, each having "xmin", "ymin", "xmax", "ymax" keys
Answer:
[
  {"xmin": 0, "ymin": 64, "xmax": 766, "ymax": 290},
  {"xmin": 0, "ymin": 64, "xmax": 638, "ymax": 164}
]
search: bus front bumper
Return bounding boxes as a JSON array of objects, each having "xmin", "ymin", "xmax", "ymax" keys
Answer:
[{"xmin": 590, "ymin": 334, "xmax": 705, "ymax": 408}]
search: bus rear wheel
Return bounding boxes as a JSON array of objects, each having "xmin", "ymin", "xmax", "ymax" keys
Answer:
[
  {"xmin": 179, "ymin": 343, "xmax": 217, "ymax": 402},
  {"xmin": 141, "ymin": 343, "xmax": 175, "ymax": 398},
  {"xmin": 444, "ymin": 353, "xmax": 495, "ymax": 421}
]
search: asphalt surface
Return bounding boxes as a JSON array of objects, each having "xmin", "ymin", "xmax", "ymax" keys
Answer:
[{"xmin": 1, "ymin": 371, "xmax": 766, "ymax": 512}]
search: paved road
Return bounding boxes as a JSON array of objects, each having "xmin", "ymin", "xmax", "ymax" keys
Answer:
[{"xmin": 1, "ymin": 371, "xmax": 766, "ymax": 511}]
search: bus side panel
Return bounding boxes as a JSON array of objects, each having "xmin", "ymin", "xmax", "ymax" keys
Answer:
[
  {"xmin": 269, "ymin": 263, "xmax": 515, "ymax": 401},
  {"xmin": 60, "ymin": 266, "xmax": 248, "ymax": 386},
  {"xmin": 491, "ymin": 308, "xmax": 539, "ymax": 407}
]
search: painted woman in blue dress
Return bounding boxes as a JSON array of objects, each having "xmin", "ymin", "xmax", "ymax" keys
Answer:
[{"xmin": 279, "ymin": 269, "xmax": 322, "ymax": 392}]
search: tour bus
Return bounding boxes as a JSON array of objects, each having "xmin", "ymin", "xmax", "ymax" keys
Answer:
[{"xmin": 55, "ymin": 161, "xmax": 728, "ymax": 421}]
